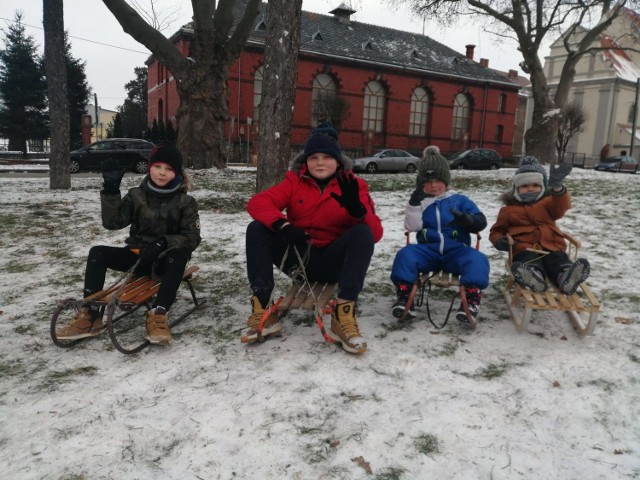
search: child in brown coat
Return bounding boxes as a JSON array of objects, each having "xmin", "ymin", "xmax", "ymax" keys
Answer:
[{"xmin": 489, "ymin": 156, "xmax": 590, "ymax": 295}]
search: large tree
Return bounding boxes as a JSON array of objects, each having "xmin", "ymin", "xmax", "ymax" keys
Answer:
[
  {"xmin": 118, "ymin": 66, "xmax": 148, "ymax": 138},
  {"xmin": 43, "ymin": 0, "xmax": 70, "ymax": 190},
  {"xmin": 102, "ymin": 0, "xmax": 260, "ymax": 169},
  {"xmin": 0, "ymin": 13, "xmax": 49, "ymax": 157},
  {"xmin": 256, "ymin": 0, "xmax": 303, "ymax": 192},
  {"xmin": 64, "ymin": 33, "xmax": 91, "ymax": 150},
  {"xmin": 398, "ymin": 0, "xmax": 637, "ymax": 162}
]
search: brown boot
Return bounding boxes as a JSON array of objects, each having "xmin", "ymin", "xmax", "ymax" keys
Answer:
[
  {"xmin": 57, "ymin": 307, "xmax": 104, "ymax": 340},
  {"xmin": 146, "ymin": 308, "xmax": 171, "ymax": 345},
  {"xmin": 328, "ymin": 301, "xmax": 367, "ymax": 354},
  {"xmin": 240, "ymin": 295, "xmax": 282, "ymax": 343}
]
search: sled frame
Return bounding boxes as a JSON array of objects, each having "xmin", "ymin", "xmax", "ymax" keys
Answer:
[
  {"xmin": 503, "ymin": 232, "xmax": 600, "ymax": 335},
  {"xmin": 50, "ymin": 265, "xmax": 206, "ymax": 354}
]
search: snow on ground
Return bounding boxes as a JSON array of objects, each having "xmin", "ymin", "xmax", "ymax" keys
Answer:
[{"xmin": 0, "ymin": 167, "xmax": 639, "ymax": 479}]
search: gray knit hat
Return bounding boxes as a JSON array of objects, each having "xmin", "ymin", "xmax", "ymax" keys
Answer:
[
  {"xmin": 418, "ymin": 145, "xmax": 451, "ymax": 186},
  {"xmin": 513, "ymin": 155, "xmax": 547, "ymax": 202}
]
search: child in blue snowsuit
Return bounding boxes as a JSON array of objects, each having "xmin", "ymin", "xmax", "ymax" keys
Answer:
[{"xmin": 390, "ymin": 146, "xmax": 489, "ymax": 325}]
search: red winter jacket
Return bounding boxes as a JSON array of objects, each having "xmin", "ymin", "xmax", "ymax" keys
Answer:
[{"xmin": 247, "ymin": 167, "xmax": 383, "ymax": 248}]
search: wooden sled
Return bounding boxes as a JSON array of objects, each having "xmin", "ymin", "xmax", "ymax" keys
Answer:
[
  {"xmin": 51, "ymin": 265, "xmax": 206, "ymax": 354},
  {"xmin": 503, "ymin": 233, "xmax": 600, "ymax": 335},
  {"xmin": 277, "ymin": 281, "xmax": 337, "ymax": 312}
]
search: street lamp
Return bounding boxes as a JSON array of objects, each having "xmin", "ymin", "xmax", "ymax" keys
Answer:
[{"xmin": 631, "ymin": 78, "xmax": 640, "ymax": 157}]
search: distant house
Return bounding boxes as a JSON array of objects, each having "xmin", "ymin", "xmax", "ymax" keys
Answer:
[
  {"xmin": 146, "ymin": 1, "xmax": 522, "ymax": 161},
  {"xmin": 540, "ymin": 7, "xmax": 640, "ymax": 162},
  {"xmin": 86, "ymin": 104, "xmax": 117, "ymax": 143}
]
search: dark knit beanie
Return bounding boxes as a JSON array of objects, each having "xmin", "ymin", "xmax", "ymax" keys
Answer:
[
  {"xmin": 149, "ymin": 142, "xmax": 183, "ymax": 175},
  {"xmin": 303, "ymin": 123, "xmax": 343, "ymax": 165},
  {"xmin": 513, "ymin": 155, "xmax": 547, "ymax": 202},
  {"xmin": 418, "ymin": 145, "xmax": 451, "ymax": 186}
]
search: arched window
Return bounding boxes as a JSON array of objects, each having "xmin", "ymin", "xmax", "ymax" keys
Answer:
[
  {"xmin": 158, "ymin": 99, "xmax": 164, "ymax": 123},
  {"xmin": 409, "ymin": 87, "xmax": 429, "ymax": 136},
  {"xmin": 363, "ymin": 80, "xmax": 385, "ymax": 132},
  {"xmin": 451, "ymin": 93, "xmax": 471, "ymax": 140},
  {"xmin": 311, "ymin": 73, "xmax": 337, "ymax": 126},
  {"xmin": 253, "ymin": 66, "xmax": 264, "ymax": 123},
  {"xmin": 495, "ymin": 124, "xmax": 504, "ymax": 144}
]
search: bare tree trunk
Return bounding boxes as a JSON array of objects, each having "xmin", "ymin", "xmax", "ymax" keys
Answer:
[
  {"xmin": 43, "ymin": 0, "xmax": 70, "ymax": 189},
  {"xmin": 256, "ymin": 0, "xmax": 302, "ymax": 192}
]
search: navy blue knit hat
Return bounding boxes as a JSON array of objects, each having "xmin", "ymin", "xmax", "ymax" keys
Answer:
[
  {"xmin": 303, "ymin": 123, "xmax": 343, "ymax": 165},
  {"xmin": 149, "ymin": 142, "xmax": 183, "ymax": 175}
]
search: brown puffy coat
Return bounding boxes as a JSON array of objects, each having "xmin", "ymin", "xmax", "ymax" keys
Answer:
[{"xmin": 489, "ymin": 190, "xmax": 571, "ymax": 255}]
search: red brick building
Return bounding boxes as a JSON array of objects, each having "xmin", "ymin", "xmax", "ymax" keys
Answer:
[{"xmin": 147, "ymin": 2, "xmax": 522, "ymax": 160}]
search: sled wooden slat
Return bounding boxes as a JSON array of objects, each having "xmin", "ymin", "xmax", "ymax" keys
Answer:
[
  {"xmin": 426, "ymin": 271, "xmax": 460, "ymax": 288},
  {"xmin": 278, "ymin": 282, "xmax": 337, "ymax": 311},
  {"xmin": 89, "ymin": 265, "xmax": 200, "ymax": 306}
]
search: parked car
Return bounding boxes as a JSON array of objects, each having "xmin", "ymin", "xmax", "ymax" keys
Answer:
[
  {"xmin": 594, "ymin": 156, "xmax": 638, "ymax": 173},
  {"xmin": 69, "ymin": 138, "xmax": 155, "ymax": 174},
  {"xmin": 352, "ymin": 149, "xmax": 420, "ymax": 173},
  {"xmin": 448, "ymin": 149, "xmax": 502, "ymax": 170}
]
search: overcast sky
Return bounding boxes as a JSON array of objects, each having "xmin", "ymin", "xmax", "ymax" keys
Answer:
[{"xmin": 0, "ymin": 0, "xmax": 532, "ymax": 112}]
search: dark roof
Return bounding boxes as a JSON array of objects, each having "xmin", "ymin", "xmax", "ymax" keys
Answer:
[{"xmin": 178, "ymin": 1, "xmax": 519, "ymax": 89}]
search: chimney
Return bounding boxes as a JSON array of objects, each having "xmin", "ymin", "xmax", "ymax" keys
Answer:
[
  {"xmin": 508, "ymin": 69, "xmax": 518, "ymax": 79},
  {"xmin": 480, "ymin": 58, "xmax": 489, "ymax": 68},
  {"xmin": 465, "ymin": 44, "xmax": 475, "ymax": 60},
  {"xmin": 330, "ymin": 3, "xmax": 357, "ymax": 25}
]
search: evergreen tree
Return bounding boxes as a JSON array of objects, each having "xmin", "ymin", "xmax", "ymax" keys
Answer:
[
  {"xmin": 158, "ymin": 119, "xmax": 166, "ymax": 141},
  {"xmin": 150, "ymin": 118, "xmax": 159, "ymax": 143},
  {"xmin": 166, "ymin": 120, "xmax": 177, "ymax": 143},
  {"xmin": 0, "ymin": 13, "xmax": 48, "ymax": 154},
  {"xmin": 108, "ymin": 112, "xmax": 123, "ymax": 138},
  {"xmin": 118, "ymin": 66, "xmax": 147, "ymax": 138},
  {"xmin": 64, "ymin": 33, "xmax": 90, "ymax": 149}
]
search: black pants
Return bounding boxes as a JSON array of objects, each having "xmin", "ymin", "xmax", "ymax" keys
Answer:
[
  {"xmin": 84, "ymin": 245, "xmax": 188, "ymax": 310},
  {"xmin": 246, "ymin": 221, "xmax": 375, "ymax": 302},
  {"xmin": 513, "ymin": 250, "xmax": 573, "ymax": 287}
]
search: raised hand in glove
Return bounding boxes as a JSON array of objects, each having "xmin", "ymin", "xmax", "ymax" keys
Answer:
[
  {"xmin": 493, "ymin": 236, "xmax": 511, "ymax": 252},
  {"xmin": 102, "ymin": 158, "xmax": 127, "ymax": 195},
  {"xmin": 331, "ymin": 173, "xmax": 367, "ymax": 219},
  {"xmin": 409, "ymin": 184, "xmax": 431, "ymax": 206},
  {"xmin": 448, "ymin": 209, "xmax": 475, "ymax": 229},
  {"xmin": 139, "ymin": 237, "xmax": 168, "ymax": 267},
  {"xmin": 549, "ymin": 162, "xmax": 572, "ymax": 188}
]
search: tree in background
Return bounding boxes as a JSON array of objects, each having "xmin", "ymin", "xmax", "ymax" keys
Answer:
[
  {"xmin": 43, "ymin": 0, "xmax": 70, "ymax": 190},
  {"xmin": 64, "ymin": 33, "xmax": 90, "ymax": 150},
  {"xmin": 102, "ymin": 0, "xmax": 261, "ymax": 169},
  {"xmin": 107, "ymin": 112, "xmax": 124, "ymax": 138},
  {"xmin": 397, "ymin": 0, "xmax": 637, "ymax": 162},
  {"xmin": 312, "ymin": 93, "xmax": 350, "ymax": 132},
  {"xmin": 118, "ymin": 66, "xmax": 147, "ymax": 139},
  {"xmin": 556, "ymin": 102, "xmax": 587, "ymax": 162},
  {"xmin": 256, "ymin": 0, "xmax": 303, "ymax": 192},
  {"xmin": 0, "ymin": 14, "xmax": 49, "ymax": 157}
]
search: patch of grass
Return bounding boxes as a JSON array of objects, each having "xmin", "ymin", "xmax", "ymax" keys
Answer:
[
  {"xmin": 414, "ymin": 432, "xmax": 440, "ymax": 455},
  {"xmin": 374, "ymin": 466, "xmax": 407, "ymax": 479},
  {"xmin": 0, "ymin": 213, "xmax": 18, "ymax": 232},
  {"xmin": 629, "ymin": 353, "xmax": 640, "ymax": 364},
  {"xmin": 14, "ymin": 324, "xmax": 37, "ymax": 335},
  {"xmin": 459, "ymin": 360, "xmax": 525, "ymax": 380},
  {"xmin": 31, "ymin": 366, "xmax": 99, "ymax": 393},
  {"xmin": 3, "ymin": 260, "xmax": 37, "ymax": 274},
  {"xmin": 0, "ymin": 358, "xmax": 26, "ymax": 378},
  {"xmin": 195, "ymin": 196, "xmax": 248, "ymax": 214},
  {"xmin": 577, "ymin": 378, "xmax": 617, "ymax": 393}
]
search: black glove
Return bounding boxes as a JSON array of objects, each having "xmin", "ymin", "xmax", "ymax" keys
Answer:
[
  {"xmin": 448, "ymin": 209, "xmax": 475, "ymax": 229},
  {"xmin": 280, "ymin": 223, "xmax": 308, "ymax": 245},
  {"xmin": 139, "ymin": 237, "xmax": 167, "ymax": 267},
  {"xmin": 493, "ymin": 236, "xmax": 510, "ymax": 252},
  {"xmin": 409, "ymin": 185, "xmax": 430, "ymax": 206},
  {"xmin": 331, "ymin": 173, "xmax": 367, "ymax": 218},
  {"xmin": 102, "ymin": 158, "xmax": 126, "ymax": 195},
  {"xmin": 549, "ymin": 162, "xmax": 572, "ymax": 188}
]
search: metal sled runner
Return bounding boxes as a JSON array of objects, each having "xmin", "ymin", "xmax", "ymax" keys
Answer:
[
  {"xmin": 51, "ymin": 265, "xmax": 206, "ymax": 354},
  {"xmin": 503, "ymin": 233, "xmax": 600, "ymax": 335}
]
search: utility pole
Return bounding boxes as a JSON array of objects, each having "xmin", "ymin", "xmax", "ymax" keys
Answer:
[
  {"xmin": 94, "ymin": 93, "xmax": 99, "ymax": 141},
  {"xmin": 630, "ymin": 78, "xmax": 640, "ymax": 158}
]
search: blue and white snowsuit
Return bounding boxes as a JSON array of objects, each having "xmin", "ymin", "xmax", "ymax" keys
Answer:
[{"xmin": 390, "ymin": 190, "xmax": 489, "ymax": 288}]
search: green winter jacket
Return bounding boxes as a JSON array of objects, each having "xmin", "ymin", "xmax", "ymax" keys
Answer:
[{"xmin": 101, "ymin": 177, "xmax": 201, "ymax": 256}]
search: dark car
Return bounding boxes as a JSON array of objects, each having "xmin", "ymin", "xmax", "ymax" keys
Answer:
[
  {"xmin": 352, "ymin": 149, "xmax": 420, "ymax": 173},
  {"xmin": 69, "ymin": 138, "xmax": 155, "ymax": 174},
  {"xmin": 448, "ymin": 149, "xmax": 502, "ymax": 170},
  {"xmin": 594, "ymin": 156, "xmax": 638, "ymax": 174}
]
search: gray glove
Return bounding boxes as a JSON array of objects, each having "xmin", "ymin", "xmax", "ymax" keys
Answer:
[{"xmin": 549, "ymin": 162, "xmax": 572, "ymax": 188}]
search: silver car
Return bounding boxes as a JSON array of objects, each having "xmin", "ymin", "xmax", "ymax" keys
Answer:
[{"xmin": 352, "ymin": 149, "xmax": 420, "ymax": 173}]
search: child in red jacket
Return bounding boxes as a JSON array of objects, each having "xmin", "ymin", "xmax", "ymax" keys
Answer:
[{"xmin": 242, "ymin": 124, "xmax": 383, "ymax": 354}]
